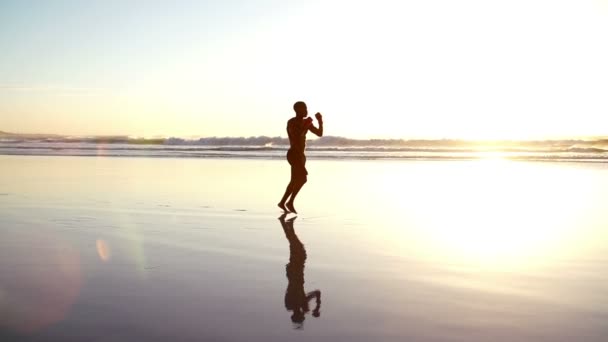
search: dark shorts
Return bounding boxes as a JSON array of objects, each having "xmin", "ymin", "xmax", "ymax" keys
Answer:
[{"xmin": 287, "ymin": 149, "xmax": 307, "ymax": 181}]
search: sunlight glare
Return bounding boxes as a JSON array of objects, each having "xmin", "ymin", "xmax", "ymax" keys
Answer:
[{"xmin": 402, "ymin": 160, "xmax": 591, "ymax": 270}]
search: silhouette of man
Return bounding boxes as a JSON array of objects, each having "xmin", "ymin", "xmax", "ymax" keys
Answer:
[
  {"xmin": 278, "ymin": 101, "xmax": 323, "ymax": 213},
  {"xmin": 279, "ymin": 213, "xmax": 321, "ymax": 328}
]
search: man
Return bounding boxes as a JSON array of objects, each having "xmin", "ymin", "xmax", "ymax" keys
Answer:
[{"xmin": 278, "ymin": 101, "xmax": 323, "ymax": 213}]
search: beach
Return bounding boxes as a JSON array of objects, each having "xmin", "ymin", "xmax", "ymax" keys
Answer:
[{"xmin": 1, "ymin": 155, "xmax": 607, "ymax": 341}]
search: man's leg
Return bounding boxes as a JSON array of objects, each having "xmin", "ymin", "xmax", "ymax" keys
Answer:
[
  {"xmin": 278, "ymin": 181, "xmax": 294, "ymax": 212},
  {"xmin": 279, "ymin": 153, "xmax": 296, "ymax": 211},
  {"xmin": 286, "ymin": 177, "xmax": 306, "ymax": 213}
]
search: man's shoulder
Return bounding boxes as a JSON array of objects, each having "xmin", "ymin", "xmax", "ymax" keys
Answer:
[{"xmin": 287, "ymin": 117, "xmax": 299, "ymax": 127}]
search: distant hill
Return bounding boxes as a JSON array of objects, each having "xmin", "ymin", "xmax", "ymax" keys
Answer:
[
  {"xmin": 0, "ymin": 130, "xmax": 63, "ymax": 138},
  {"xmin": 0, "ymin": 131, "xmax": 19, "ymax": 137}
]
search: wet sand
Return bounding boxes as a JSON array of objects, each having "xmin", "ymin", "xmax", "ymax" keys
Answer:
[{"xmin": 1, "ymin": 155, "xmax": 607, "ymax": 341}]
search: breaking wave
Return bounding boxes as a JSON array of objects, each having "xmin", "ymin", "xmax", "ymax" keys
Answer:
[{"xmin": 1, "ymin": 132, "xmax": 607, "ymax": 162}]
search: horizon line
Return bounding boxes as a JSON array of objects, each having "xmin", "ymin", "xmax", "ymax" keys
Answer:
[{"xmin": 1, "ymin": 130, "xmax": 607, "ymax": 142}]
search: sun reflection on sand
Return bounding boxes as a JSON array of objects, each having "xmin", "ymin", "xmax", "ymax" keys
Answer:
[{"xmin": 380, "ymin": 160, "xmax": 599, "ymax": 270}]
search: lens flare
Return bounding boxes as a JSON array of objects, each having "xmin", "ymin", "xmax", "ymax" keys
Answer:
[
  {"xmin": 116, "ymin": 213, "xmax": 148, "ymax": 278},
  {"xmin": 0, "ymin": 233, "xmax": 82, "ymax": 334},
  {"xmin": 96, "ymin": 239, "xmax": 111, "ymax": 261}
]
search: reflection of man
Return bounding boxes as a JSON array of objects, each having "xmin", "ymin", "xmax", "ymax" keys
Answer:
[
  {"xmin": 279, "ymin": 213, "xmax": 321, "ymax": 328},
  {"xmin": 278, "ymin": 101, "xmax": 323, "ymax": 214}
]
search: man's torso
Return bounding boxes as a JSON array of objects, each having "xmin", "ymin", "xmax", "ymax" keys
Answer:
[{"xmin": 287, "ymin": 117, "xmax": 307, "ymax": 153}]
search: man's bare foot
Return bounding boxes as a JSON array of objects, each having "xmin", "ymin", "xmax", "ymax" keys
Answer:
[
  {"xmin": 286, "ymin": 202, "xmax": 297, "ymax": 214},
  {"xmin": 278, "ymin": 203, "xmax": 288, "ymax": 212}
]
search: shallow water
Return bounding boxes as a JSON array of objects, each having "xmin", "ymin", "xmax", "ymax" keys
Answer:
[{"xmin": 1, "ymin": 155, "xmax": 607, "ymax": 341}]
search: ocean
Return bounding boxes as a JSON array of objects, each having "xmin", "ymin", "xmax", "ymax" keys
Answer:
[{"xmin": 1, "ymin": 135, "xmax": 607, "ymax": 162}]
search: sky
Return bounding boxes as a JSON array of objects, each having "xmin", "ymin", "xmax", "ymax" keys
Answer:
[{"xmin": 1, "ymin": 0, "xmax": 607, "ymax": 140}]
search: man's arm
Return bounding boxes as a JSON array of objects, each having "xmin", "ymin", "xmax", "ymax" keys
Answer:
[{"xmin": 308, "ymin": 113, "xmax": 323, "ymax": 137}]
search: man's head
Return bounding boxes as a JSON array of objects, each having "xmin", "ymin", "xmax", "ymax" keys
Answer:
[{"xmin": 293, "ymin": 101, "xmax": 308, "ymax": 118}]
